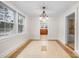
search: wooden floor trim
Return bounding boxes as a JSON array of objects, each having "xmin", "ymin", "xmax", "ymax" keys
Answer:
[
  {"xmin": 5, "ymin": 39, "xmax": 32, "ymax": 58},
  {"xmin": 66, "ymin": 44, "xmax": 74, "ymax": 50},
  {"xmin": 56, "ymin": 40, "xmax": 78, "ymax": 58}
]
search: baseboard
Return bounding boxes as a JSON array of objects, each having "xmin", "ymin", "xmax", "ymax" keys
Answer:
[
  {"xmin": 31, "ymin": 39, "xmax": 41, "ymax": 41},
  {"xmin": 5, "ymin": 39, "xmax": 32, "ymax": 58},
  {"xmin": 48, "ymin": 39, "xmax": 58, "ymax": 41},
  {"xmin": 31, "ymin": 39, "xmax": 58, "ymax": 41}
]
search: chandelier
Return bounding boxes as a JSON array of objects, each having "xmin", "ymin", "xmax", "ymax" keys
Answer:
[{"xmin": 40, "ymin": 6, "xmax": 48, "ymax": 19}]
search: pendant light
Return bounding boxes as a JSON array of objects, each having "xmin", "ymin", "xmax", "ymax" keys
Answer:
[{"xmin": 40, "ymin": 6, "xmax": 48, "ymax": 20}]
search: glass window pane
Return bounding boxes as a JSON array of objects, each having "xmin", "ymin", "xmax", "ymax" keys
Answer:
[
  {"xmin": 0, "ymin": 2, "xmax": 15, "ymax": 36},
  {"xmin": 18, "ymin": 13, "xmax": 25, "ymax": 33}
]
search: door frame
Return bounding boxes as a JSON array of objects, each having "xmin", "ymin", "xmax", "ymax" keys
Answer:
[{"xmin": 65, "ymin": 8, "xmax": 78, "ymax": 51}]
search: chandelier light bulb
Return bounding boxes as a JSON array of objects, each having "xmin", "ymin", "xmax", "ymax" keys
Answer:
[
  {"xmin": 46, "ymin": 17, "xmax": 48, "ymax": 19},
  {"xmin": 40, "ymin": 17, "xmax": 42, "ymax": 20}
]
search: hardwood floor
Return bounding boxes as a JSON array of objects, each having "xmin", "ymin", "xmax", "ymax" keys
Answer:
[
  {"xmin": 16, "ymin": 41, "xmax": 71, "ymax": 58},
  {"xmin": 8, "ymin": 35, "xmax": 78, "ymax": 58},
  {"xmin": 7, "ymin": 39, "xmax": 32, "ymax": 58}
]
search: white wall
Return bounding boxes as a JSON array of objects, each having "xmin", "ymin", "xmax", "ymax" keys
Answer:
[
  {"xmin": 47, "ymin": 17, "xmax": 59, "ymax": 40},
  {"xmin": 0, "ymin": 2, "xmax": 30, "ymax": 57},
  {"xmin": 58, "ymin": 15, "xmax": 66, "ymax": 43},
  {"xmin": 29, "ymin": 17, "xmax": 40, "ymax": 40}
]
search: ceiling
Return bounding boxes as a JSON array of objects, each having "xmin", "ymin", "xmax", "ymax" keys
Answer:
[{"xmin": 7, "ymin": 1, "xmax": 78, "ymax": 18}]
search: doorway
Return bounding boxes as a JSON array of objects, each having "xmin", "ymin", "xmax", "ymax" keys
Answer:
[
  {"xmin": 66, "ymin": 13, "xmax": 75, "ymax": 50},
  {"xmin": 40, "ymin": 17, "xmax": 48, "ymax": 40},
  {"xmin": 40, "ymin": 18, "xmax": 48, "ymax": 35}
]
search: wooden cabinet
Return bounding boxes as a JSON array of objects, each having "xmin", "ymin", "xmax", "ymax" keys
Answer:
[{"xmin": 40, "ymin": 29, "xmax": 48, "ymax": 35}]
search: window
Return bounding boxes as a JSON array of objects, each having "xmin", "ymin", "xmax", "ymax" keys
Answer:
[
  {"xmin": 18, "ymin": 13, "xmax": 24, "ymax": 33},
  {"xmin": 0, "ymin": 2, "xmax": 15, "ymax": 35}
]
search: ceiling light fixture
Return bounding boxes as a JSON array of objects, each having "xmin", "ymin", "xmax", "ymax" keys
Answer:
[{"xmin": 40, "ymin": 6, "xmax": 48, "ymax": 20}]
